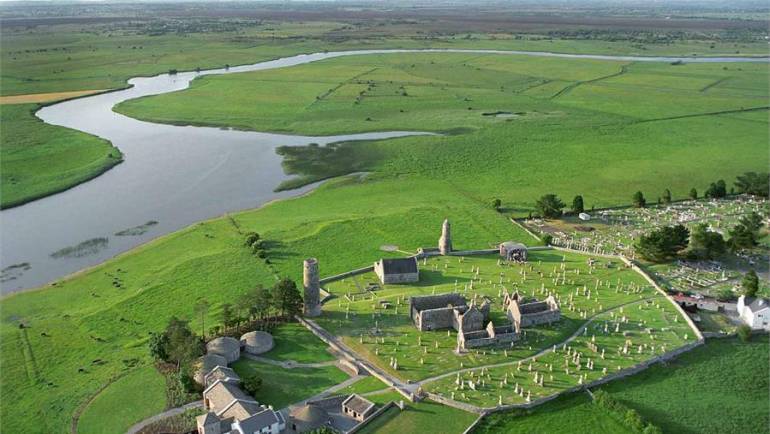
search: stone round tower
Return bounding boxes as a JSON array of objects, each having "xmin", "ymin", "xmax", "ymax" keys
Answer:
[
  {"xmin": 303, "ymin": 258, "xmax": 321, "ymax": 317},
  {"xmin": 439, "ymin": 219, "xmax": 452, "ymax": 255}
]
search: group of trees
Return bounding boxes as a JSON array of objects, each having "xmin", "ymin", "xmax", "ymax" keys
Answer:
[
  {"xmin": 534, "ymin": 194, "xmax": 586, "ymax": 218},
  {"xmin": 244, "ymin": 232, "xmax": 269, "ymax": 260},
  {"xmin": 220, "ymin": 278, "xmax": 303, "ymax": 333},
  {"xmin": 149, "ymin": 317, "xmax": 205, "ymax": 369},
  {"xmin": 636, "ymin": 211, "xmax": 764, "ymax": 263}
]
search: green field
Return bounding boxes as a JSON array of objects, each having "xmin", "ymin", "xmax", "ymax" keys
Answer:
[
  {"xmin": 263, "ymin": 322, "xmax": 336, "ymax": 363},
  {"xmin": 230, "ymin": 358, "xmax": 349, "ymax": 409},
  {"xmin": 0, "ymin": 103, "xmax": 122, "ymax": 208},
  {"xmin": 472, "ymin": 392, "xmax": 633, "ymax": 434},
  {"xmin": 76, "ymin": 365, "xmax": 166, "ymax": 434},
  {"xmin": 116, "ymin": 52, "xmax": 769, "ymax": 210},
  {"xmin": 359, "ymin": 391, "xmax": 479, "ymax": 434}
]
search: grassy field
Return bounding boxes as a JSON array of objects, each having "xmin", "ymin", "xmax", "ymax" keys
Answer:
[
  {"xmin": 76, "ymin": 365, "xmax": 166, "ymax": 434},
  {"xmin": 230, "ymin": 358, "xmax": 349, "ymax": 409},
  {"xmin": 116, "ymin": 52, "xmax": 769, "ymax": 211},
  {"xmin": 359, "ymin": 391, "xmax": 479, "ymax": 434},
  {"xmin": 600, "ymin": 337, "xmax": 769, "ymax": 434},
  {"xmin": 263, "ymin": 322, "xmax": 336, "ymax": 363},
  {"xmin": 0, "ymin": 103, "xmax": 122, "ymax": 208},
  {"xmin": 472, "ymin": 392, "xmax": 633, "ymax": 434}
]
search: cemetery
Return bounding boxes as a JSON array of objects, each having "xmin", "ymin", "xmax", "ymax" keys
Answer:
[{"xmin": 313, "ymin": 249, "xmax": 694, "ymax": 390}]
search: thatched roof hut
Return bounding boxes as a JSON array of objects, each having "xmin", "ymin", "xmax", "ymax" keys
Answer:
[
  {"xmin": 193, "ymin": 353, "xmax": 228, "ymax": 385},
  {"xmin": 289, "ymin": 404, "xmax": 329, "ymax": 432}
]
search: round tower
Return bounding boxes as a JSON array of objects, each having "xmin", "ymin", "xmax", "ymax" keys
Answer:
[
  {"xmin": 303, "ymin": 258, "xmax": 321, "ymax": 317},
  {"xmin": 439, "ymin": 219, "xmax": 452, "ymax": 255}
]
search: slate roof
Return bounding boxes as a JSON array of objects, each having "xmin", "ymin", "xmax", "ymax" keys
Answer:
[
  {"xmin": 380, "ymin": 257, "xmax": 418, "ymax": 275},
  {"xmin": 203, "ymin": 380, "xmax": 254, "ymax": 415},
  {"xmin": 746, "ymin": 297, "xmax": 770, "ymax": 313},
  {"xmin": 205, "ymin": 365, "xmax": 240, "ymax": 386},
  {"xmin": 236, "ymin": 408, "xmax": 281, "ymax": 432},
  {"xmin": 342, "ymin": 394, "xmax": 376, "ymax": 415},
  {"xmin": 410, "ymin": 293, "xmax": 466, "ymax": 312}
]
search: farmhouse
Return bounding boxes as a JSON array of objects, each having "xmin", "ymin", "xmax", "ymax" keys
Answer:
[
  {"xmin": 507, "ymin": 295, "xmax": 561, "ymax": 330},
  {"xmin": 499, "ymin": 241, "xmax": 528, "ymax": 262},
  {"xmin": 341, "ymin": 394, "xmax": 377, "ymax": 422},
  {"xmin": 374, "ymin": 257, "xmax": 419, "ymax": 284},
  {"xmin": 737, "ymin": 295, "xmax": 770, "ymax": 331}
]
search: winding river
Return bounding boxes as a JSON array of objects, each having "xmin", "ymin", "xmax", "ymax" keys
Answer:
[{"xmin": 1, "ymin": 49, "xmax": 766, "ymax": 293}]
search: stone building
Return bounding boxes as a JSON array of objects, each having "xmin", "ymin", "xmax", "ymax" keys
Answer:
[
  {"xmin": 341, "ymin": 394, "xmax": 377, "ymax": 422},
  {"xmin": 206, "ymin": 337, "xmax": 241, "ymax": 364},
  {"xmin": 439, "ymin": 219, "xmax": 452, "ymax": 255},
  {"xmin": 198, "ymin": 377, "xmax": 285, "ymax": 434},
  {"xmin": 499, "ymin": 241, "xmax": 528, "ymax": 262},
  {"xmin": 458, "ymin": 321, "xmax": 518, "ymax": 350},
  {"xmin": 240, "ymin": 331, "xmax": 274, "ymax": 355},
  {"xmin": 374, "ymin": 257, "xmax": 419, "ymax": 284},
  {"xmin": 288, "ymin": 404, "xmax": 329, "ymax": 433},
  {"xmin": 303, "ymin": 258, "xmax": 321, "ymax": 317},
  {"xmin": 737, "ymin": 295, "xmax": 770, "ymax": 331},
  {"xmin": 507, "ymin": 295, "xmax": 561, "ymax": 330},
  {"xmin": 409, "ymin": 293, "xmax": 471, "ymax": 331}
]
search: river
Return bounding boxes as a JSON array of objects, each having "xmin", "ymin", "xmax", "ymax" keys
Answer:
[{"xmin": 1, "ymin": 49, "xmax": 766, "ymax": 293}]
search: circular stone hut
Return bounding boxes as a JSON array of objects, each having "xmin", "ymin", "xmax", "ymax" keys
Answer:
[
  {"xmin": 240, "ymin": 331, "xmax": 274, "ymax": 355},
  {"xmin": 206, "ymin": 336, "xmax": 240, "ymax": 364},
  {"xmin": 289, "ymin": 404, "xmax": 329, "ymax": 433},
  {"xmin": 193, "ymin": 353, "xmax": 228, "ymax": 385}
]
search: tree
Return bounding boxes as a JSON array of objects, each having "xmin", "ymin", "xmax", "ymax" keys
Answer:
[
  {"xmin": 662, "ymin": 189, "xmax": 672, "ymax": 204},
  {"xmin": 241, "ymin": 373, "xmax": 263, "ymax": 395},
  {"xmin": 148, "ymin": 331, "xmax": 169, "ymax": 361},
  {"xmin": 571, "ymin": 195, "xmax": 584, "ymax": 214},
  {"xmin": 535, "ymin": 194, "xmax": 565, "ymax": 219},
  {"xmin": 541, "ymin": 233, "xmax": 553, "ymax": 246},
  {"xmin": 244, "ymin": 232, "xmax": 260, "ymax": 247},
  {"xmin": 491, "ymin": 198, "xmax": 502, "ymax": 210},
  {"xmin": 636, "ymin": 225, "xmax": 689, "ymax": 262},
  {"xmin": 272, "ymin": 278, "xmax": 303, "ymax": 318},
  {"xmin": 689, "ymin": 188, "xmax": 697, "ymax": 200},
  {"xmin": 734, "ymin": 172, "xmax": 769, "ymax": 198},
  {"xmin": 728, "ymin": 212, "xmax": 764, "ymax": 250},
  {"xmin": 705, "ymin": 180, "xmax": 727, "ymax": 198},
  {"xmin": 632, "ymin": 191, "xmax": 646, "ymax": 208},
  {"xmin": 158, "ymin": 317, "xmax": 204, "ymax": 369},
  {"xmin": 742, "ymin": 270, "xmax": 759, "ymax": 298},
  {"xmin": 251, "ymin": 285, "xmax": 273, "ymax": 321},
  {"xmin": 193, "ymin": 298, "xmax": 210, "ymax": 340},
  {"xmin": 738, "ymin": 324, "xmax": 752, "ymax": 342},
  {"xmin": 688, "ymin": 224, "xmax": 726, "ymax": 259},
  {"xmin": 221, "ymin": 303, "xmax": 234, "ymax": 332},
  {"xmin": 715, "ymin": 287, "xmax": 733, "ymax": 302}
]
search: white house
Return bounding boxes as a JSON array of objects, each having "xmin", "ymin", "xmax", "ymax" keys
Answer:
[{"xmin": 737, "ymin": 295, "xmax": 770, "ymax": 331}]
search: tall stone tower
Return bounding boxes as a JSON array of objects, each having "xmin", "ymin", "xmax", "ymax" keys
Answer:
[
  {"xmin": 438, "ymin": 219, "xmax": 452, "ymax": 255},
  {"xmin": 303, "ymin": 258, "xmax": 321, "ymax": 317}
]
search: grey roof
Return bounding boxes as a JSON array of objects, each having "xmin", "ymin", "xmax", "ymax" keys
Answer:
[
  {"xmin": 746, "ymin": 297, "xmax": 770, "ymax": 313},
  {"xmin": 197, "ymin": 412, "xmax": 220, "ymax": 427},
  {"xmin": 380, "ymin": 257, "xmax": 418, "ymax": 275},
  {"xmin": 342, "ymin": 394, "xmax": 376, "ymax": 415},
  {"xmin": 237, "ymin": 408, "xmax": 280, "ymax": 432},
  {"xmin": 205, "ymin": 365, "xmax": 240, "ymax": 385},
  {"xmin": 410, "ymin": 293, "xmax": 466, "ymax": 312},
  {"xmin": 207, "ymin": 336, "xmax": 240, "ymax": 355},
  {"xmin": 500, "ymin": 241, "xmax": 527, "ymax": 250},
  {"xmin": 518, "ymin": 301, "xmax": 550, "ymax": 314}
]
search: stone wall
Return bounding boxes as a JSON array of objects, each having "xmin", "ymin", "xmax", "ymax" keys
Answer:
[
  {"xmin": 319, "ymin": 265, "xmax": 375, "ymax": 285},
  {"xmin": 346, "ymin": 401, "xmax": 399, "ymax": 434}
]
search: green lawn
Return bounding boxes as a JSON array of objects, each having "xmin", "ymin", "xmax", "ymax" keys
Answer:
[
  {"xmin": 0, "ymin": 103, "xmax": 122, "ymax": 208},
  {"xmin": 264, "ymin": 322, "xmax": 336, "ymax": 363},
  {"xmin": 230, "ymin": 358, "xmax": 349, "ymax": 409},
  {"xmin": 77, "ymin": 364, "xmax": 166, "ymax": 434},
  {"xmin": 599, "ymin": 337, "xmax": 770, "ymax": 434},
  {"xmin": 472, "ymin": 392, "xmax": 632, "ymax": 434},
  {"xmin": 359, "ymin": 391, "xmax": 479, "ymax": 434},
  {"xmin": 340, "ymin": 376, "xmax": 389, "ymax": 395}
]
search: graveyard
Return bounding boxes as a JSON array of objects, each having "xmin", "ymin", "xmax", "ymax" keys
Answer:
[
  {"xmin": 526, "ymin": 196, "xmax": 770, "ymax": 298},
  {"xmin": 315, "ymin": 249, "xmax": 693, "ymax": 393}
]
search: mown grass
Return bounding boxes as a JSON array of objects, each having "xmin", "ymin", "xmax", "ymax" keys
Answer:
[
  {"xmin": 230, "ymin": 358, "xmax": 349, "ymax": 409},
  {"xmin": 600, "ymin": 337, "xmax": 770, "ymax": 434},
  {"xmin": 77, "ymin": 365, "xmax": 166, "ymax": 434},
  {"xmin": 0, "ymin": 103, "xmax": 122, "ymax": 208},
  {"xmin": 265, "ymin": 322, "xmax": 336, "ymax": 363},
  {"xmin": 472, "ymin": 392, "xmax": 632, "ymax": 434},
  {"xmin": 358, "ymin": 391, "xmax": 479, "ymax": 434}
]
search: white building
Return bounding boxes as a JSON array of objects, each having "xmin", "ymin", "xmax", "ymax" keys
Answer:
[{"xmin": 737, "ymin": 295, "xmax": 770, "ymax": 331}]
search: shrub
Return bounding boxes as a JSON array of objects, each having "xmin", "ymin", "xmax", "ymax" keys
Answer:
[
  {"xmin": 535, "ymin": 194, "xmax": 565, "ymax": 219},
  {"xmin": 738, "ymin": 324, "xmax": 752, "ymax": 342}
]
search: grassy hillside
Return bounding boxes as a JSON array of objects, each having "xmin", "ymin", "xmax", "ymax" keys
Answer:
[
  {"xmin": 601, "ymin": 337, "xmax": 770, "ymax": 434},
  {"xmin": 0, "ymin": 103, "xmax": 122, "ymax": 208}
]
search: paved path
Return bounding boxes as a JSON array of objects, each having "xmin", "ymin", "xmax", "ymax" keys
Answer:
[
  {"xmin": 125, "ymin": 401, "xmax": 203, "ymax": 434},
  {"xmin": 242, "ymin": 353, "xmax": 338, "ymax": 369}
]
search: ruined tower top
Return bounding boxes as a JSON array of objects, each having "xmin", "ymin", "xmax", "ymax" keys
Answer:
[
  {"xmin": 303, "ymin": 258, "xmax": 321, "ymax": 317},
  {"xmin": 439, "ymin": 219, "xmax": 452, "ymax": 255}
]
